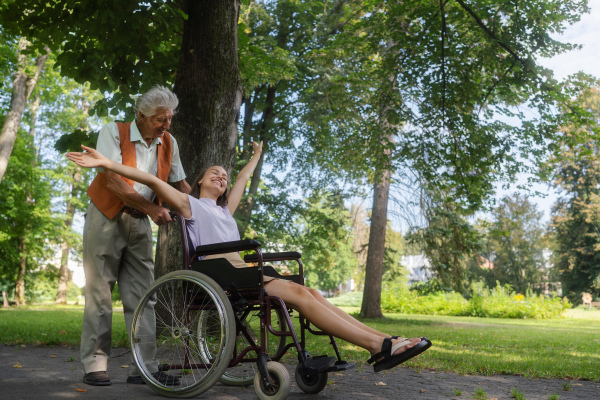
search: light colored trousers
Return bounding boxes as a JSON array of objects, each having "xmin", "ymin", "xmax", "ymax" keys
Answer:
[{"xmin": 80, "ymin": 202, "xmax": 158, "ymax": 376}]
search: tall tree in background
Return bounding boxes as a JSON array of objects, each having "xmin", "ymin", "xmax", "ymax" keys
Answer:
[
  {"xmin": 485, "ymin": 194, "xmax": 546, "ymax": 294},
  {"xmin": 0, "ymin": 37, "xmax": 49, "ymax": 183},
  {"xmin": 549, "ymin": 88, "xmax": 600, "ymax": 302},
  {"xmin": 296, "ymin": 192, "xmax": 358, "ymax": 291},
  {"xmin": 35, "ymin": 62, "xmax": 103, "ymax": 304},
  {"xmin": 407, "ymin": 190, "xmax": 484, "ymax": 295},
  {"xmin": 0, "ymin": 130, "xmax": 58, "ymax": 305}
]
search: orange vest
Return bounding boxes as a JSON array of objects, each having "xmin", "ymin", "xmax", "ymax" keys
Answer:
[{"xmin": 87, "ymin": 122, "xmax": 173, "ymax": 219}]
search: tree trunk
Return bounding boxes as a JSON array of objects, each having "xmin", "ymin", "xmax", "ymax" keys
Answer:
[
  {"xmin": 360, "ymin": 166, "xmax": 391, "ymax": 318},
  {"xmin": 55, "ymin": 168, "xmax": 81, "ymax": 304},
  {"xmin": 28, "ymin": 94, "xmax": 40, "ymax": 137},
  {"xmin": 360, "ymin": 57, "xmax": 398, "ymax": 317},
  {"xmin": 0, "ymin": 38, "xmax": 49, "ymax": 183},
  {"xmin": 236, "ymin": 85, "xmax": 275, "ymax": 236},
  {"xmin": 14, "ymin": 240, "xmax": 26, "ymax": 307},
  {"xmin": 155, "ymin": 0, "xmax": 243, "ymax": 278}
]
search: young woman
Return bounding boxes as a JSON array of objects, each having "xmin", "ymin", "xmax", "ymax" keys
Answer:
[{"xmin": 66, "ymin": 142, "xmax": 431, "ymax": 372}]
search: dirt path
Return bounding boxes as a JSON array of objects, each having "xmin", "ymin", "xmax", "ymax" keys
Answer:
[{"xmin": 1, "ymin": 344, "xmax": 598, "ymax": 400}]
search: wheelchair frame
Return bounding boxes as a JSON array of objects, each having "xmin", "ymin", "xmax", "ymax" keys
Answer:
[{"xmin": 129, "ymin": 212, "xmax": 354, "ymax": 399}]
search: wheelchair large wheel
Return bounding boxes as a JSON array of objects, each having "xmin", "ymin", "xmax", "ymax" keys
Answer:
[
  {"xmin": 294, "ymin": 364, "xmax": 328, "ymax": 394},
  {"xmin": 198, "ymin": 306, "xmax": 289, "ymax": 386},
  {"xmin": 130, "ymin": 270, "xmax": 235, "ymax": 398},
  {"xmin": 253, "ymin": 361, "xmax": 291, "ymax": 400}
]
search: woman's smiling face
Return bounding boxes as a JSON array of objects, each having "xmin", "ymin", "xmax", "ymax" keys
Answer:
[{"xmin": 200, "ymin": 166, "xmax": 228, "ymax": 195}]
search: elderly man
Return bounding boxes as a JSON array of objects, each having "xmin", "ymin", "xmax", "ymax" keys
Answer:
[{"xmin": 81, "ymin": 86, "xmax": 191, "ymax": 386}]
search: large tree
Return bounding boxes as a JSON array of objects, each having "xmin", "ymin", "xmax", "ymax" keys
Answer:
[
  {"xmin": 297, "ymin": 0, "xmax": 595, "ymax": 316},
  {"xmin": 549, "ymin": 88, "xmax": 600, "ymax": 302},
  {"xmin": 0, "ymin": 36, "xmax": 49, "ymax": 183},
  {"xmin": 484, "ymin": 194, "xmax": 546, "ymax": 294}
]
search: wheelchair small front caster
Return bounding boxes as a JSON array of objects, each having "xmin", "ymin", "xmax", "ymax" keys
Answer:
[
  {"xmin": 294, "ymin": 364, "xmax": 328, "ymax": 394},
  {"xmin": 253, "ymin": 361, "xmax": 291, "ymax": 400}
]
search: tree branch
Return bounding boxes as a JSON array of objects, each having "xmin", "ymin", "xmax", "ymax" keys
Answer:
[
  {"xmin": 453, "ymin": 0, "xmax": 524, "ymax": 67},
  {"xmin": 440, "ymin": 0, "xmax": 447, "ymax": 126},
  {"xmin": 477, "ymin": 60, "xmax": 517, "ymax": 116}
]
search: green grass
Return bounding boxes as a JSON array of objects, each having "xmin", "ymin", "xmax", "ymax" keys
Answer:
[
  {"xmin": 0, "ymin": 304, "xmax": 128, "ymax": 347},
  {"xmin": 511, "ymin": 387, "xmax": 526, "ymax": 400},
  {"xmin": 328, "ymin": 291, "xmax": 364, "ymax": 308},
  {"xmin": 473, "ymin": 387, "xmax": 488, "ymax": 400},
  {"xmin": 2, "ymin": 304, "xmax": 600, "ymax": 381}
]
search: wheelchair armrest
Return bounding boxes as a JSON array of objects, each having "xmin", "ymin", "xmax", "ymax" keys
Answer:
[
  {"xmin": 244, "ymin": 252, "xmax": 301, "ymax": 262},
  {"xmin": 195, "ymin": 239, "xmax": 262, "ymax": 257}
]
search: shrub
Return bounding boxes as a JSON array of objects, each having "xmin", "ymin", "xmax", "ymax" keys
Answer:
[{"xmin": 380, "ymin": 283, "xmax": 570, "ymax": 319}]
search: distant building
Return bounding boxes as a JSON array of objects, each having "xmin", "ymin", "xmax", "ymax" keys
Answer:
[
  {"xmin": 401, "ymin": 255, "xmax": 433, "ymax": 285},
  {"xmin": 337, "ymin": 278, "xmax": 355, "ymax": 295}
]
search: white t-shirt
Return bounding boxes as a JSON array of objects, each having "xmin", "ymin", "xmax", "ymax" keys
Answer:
[{"xmin": 184, "ymin": 196, "xmax": 240, "ymax": 248}]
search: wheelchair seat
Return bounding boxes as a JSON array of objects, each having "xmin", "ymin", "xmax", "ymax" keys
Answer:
[
  {"xmin": 191, "ymin": 257, "xmax": 303, "ymax": 291},
  {"xmin": 191, "ymin": 258, "xmax": 262, "ymax": 290}
]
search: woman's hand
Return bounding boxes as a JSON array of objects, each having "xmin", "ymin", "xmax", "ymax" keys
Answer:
[
  {"xmin": 66, "ymin": 145, "xmax": 109, "ymax": 169},
  {"xmin": 251, "ymin": 141, "xmax": 263, "ymax": 158}
]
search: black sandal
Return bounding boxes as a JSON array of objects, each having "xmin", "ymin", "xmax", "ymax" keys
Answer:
[{"xmin": 367, "ymin": 337, "xmax": 432, "ymax": 373}]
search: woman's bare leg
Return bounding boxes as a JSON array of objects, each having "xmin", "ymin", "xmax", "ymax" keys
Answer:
[
  {"xmin": 264, "ymin": 280, "xmax": 421, "ymax": 356},
  {"xmin": 311, "ymin": 289, "xmax": 389, "ymax": 338}
]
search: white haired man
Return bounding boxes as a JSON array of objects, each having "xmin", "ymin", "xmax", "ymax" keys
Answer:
[{"xmin": 80, "ymin": 86, "xmax": 191, "ymax": 386}]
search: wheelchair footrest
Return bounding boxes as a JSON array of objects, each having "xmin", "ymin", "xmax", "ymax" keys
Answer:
[
  {"xmin": 303, "ymin": 355, "xmax": 336, "ymax": 374},
  {"xmin": 327, "ymin": 360, "xmax": 356, "ymax": 372}
]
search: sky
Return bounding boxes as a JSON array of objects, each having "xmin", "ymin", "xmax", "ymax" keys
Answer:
[{"xmin": 541, "ymin": 0, "xmax": 600, "ymax": 82}]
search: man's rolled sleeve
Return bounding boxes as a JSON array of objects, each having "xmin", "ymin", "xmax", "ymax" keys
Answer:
[{"xmin": 168, "ymin": 136, "xmax": 187, "ymax": 183}]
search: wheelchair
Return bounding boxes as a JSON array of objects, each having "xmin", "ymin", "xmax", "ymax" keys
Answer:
[{"xmin": 129, "ymin": 212, "xmax": 355, "ymax": 399}]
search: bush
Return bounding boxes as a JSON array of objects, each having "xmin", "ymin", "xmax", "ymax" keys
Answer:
[{"xmin": 380, "ymin": 283, "xmax": 570, "ymax": 319}]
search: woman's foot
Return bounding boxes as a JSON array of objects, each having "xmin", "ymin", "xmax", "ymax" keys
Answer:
[
  {"xmin": 367, "ymin": 336, "xmax": 432, "ymax": 373},
  {"xmin": 388, "ymin": 337, "xmax": 422, "ymax": 358},
  {"xmin": 368, "ymin": 337, "xmax": 422, "ymax": 360}
]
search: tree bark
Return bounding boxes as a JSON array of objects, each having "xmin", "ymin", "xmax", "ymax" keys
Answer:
[
  {"xmin": 14, "ymin": 240, "xmax": 26, "ymax": 306},
  {"xmin": 236, "ymin": 85, "xmax": 275, "ymax": 236},
  {"xmin": 360, "ymin": 46, "xmax": 398, "ymax": 317},
  {"xmin": 360, "ymin": 164, "xmax": 392, "ymax": 318},
  {"xmin": 0, "ymin": 38, "xmax": 49, "ymax": 183},
  {"xmin": 55, "ymin": 168, "xmax": 81, "ymax": 304},
  {"xmin": 155, "ymin": 0, "xmax": 243, "ymax": 278}
]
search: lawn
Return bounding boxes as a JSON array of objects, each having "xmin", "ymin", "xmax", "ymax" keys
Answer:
[
  {"xmin": 2, "ymin": 304, "xmax": 599, "ymax": 381},
  {"xmin": 0, "ymin": 304, "xmax": 129, "ymax": 348}
]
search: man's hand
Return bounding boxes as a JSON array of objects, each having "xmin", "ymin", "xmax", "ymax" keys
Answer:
[{"xmin": 149, "ymin": 205, "xmax": 173, "ymax": 225}]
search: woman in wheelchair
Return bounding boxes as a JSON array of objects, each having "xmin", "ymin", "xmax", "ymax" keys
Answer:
[{"xmin": 67, "ymin": 142, "xmax": 431, "ymax": 373}]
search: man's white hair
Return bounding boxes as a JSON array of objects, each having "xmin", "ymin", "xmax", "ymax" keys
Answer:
[{"xmin": 133, "ymin": 85, "xmax": 179, "ymax": 120}]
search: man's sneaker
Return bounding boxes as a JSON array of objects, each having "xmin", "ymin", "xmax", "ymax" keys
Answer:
[
  {"xmin": 83, "ymin": 371, "xmax": 111, "ymax": 386},
  {"xmin": 127, "ymin": 371, "xmax": 180, "ymax": 386}
]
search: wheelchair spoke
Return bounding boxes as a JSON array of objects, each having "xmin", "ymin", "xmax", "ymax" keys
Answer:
[{"xmin": 130, "ymin": 271, "xmax": 235, "ymax": 397}]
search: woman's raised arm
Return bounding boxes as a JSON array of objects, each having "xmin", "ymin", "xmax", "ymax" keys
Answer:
[
  {"xmin": 66, "ymin": 145, "xmax": 192, "ymax": 218},
  {"xmin": 227, "ymin": 141, "xmax": 262, "ymax": 215}
]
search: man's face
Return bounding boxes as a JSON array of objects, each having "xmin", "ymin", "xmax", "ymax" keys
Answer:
[{"xmin": 138, "ymin": 107, "xmax": 174, "ymax": 141}]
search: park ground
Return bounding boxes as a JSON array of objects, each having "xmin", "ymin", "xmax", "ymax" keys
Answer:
[{"xmin": 1, "ymin": 306, "xmax": 600, "ymax": 399}]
